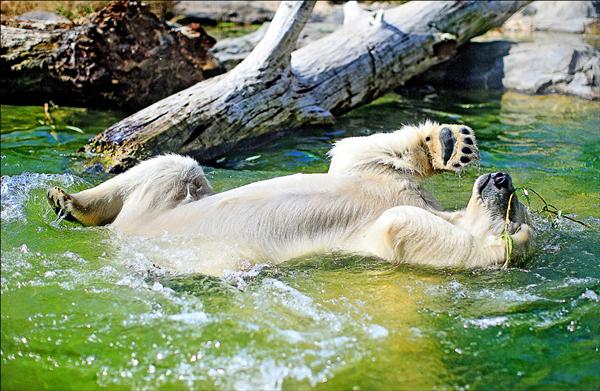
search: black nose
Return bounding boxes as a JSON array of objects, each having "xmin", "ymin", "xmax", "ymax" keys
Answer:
[{"xmin": 492, "ymin": 172, "xmax": 509, "ymax": 189}]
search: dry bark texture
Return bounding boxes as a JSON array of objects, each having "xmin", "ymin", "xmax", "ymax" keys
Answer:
[
  {"xmin": 0, "ymin": 1, "xmax": 215, "ymax": 110},
  {"xmin": 87, "ymin": 0, "xmax": 528, "ymax": 172}
]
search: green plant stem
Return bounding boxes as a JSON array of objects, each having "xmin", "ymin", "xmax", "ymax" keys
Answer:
[
  {"xmin": 500, "ymin": 186, "xmax": 590, "ymax": 270},
  {"xmin": 522, "ymin": 187, "xmax": 589, "ymax": 228}
]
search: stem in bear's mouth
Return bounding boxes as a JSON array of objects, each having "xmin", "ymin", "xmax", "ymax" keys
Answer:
[
  {"xmin": 500, "ymin": 191, "xmax": 516, "ymax": 270},
  {"xmin": 500, "ymin": 187, "xmax": 590, "ymax": 270}
]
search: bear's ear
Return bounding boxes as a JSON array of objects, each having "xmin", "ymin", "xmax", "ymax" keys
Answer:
[{"xmin": 426, "ymin": 124, "xmax": 479, "ymax": 172}]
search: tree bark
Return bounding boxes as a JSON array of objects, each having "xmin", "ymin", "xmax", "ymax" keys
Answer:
[
  {"xmin": 86, "ymin": 0, "xmax": 529, "ymax": 172},
  {"xmin": 0, "ymin": 1, "xmax": 216, "ymax": 111}
]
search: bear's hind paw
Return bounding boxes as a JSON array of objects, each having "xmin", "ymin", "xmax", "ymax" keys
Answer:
[{"xmin": 47, "ymin": 187, "xmax": 80, "ymax": 224}]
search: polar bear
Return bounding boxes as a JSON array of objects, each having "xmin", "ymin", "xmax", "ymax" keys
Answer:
[{"xmin": 47, "ymin": 122, "xmax": 532, "ymax": 272}]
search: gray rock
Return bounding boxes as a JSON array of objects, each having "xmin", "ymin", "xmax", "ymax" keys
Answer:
[
  {"xmin": 210, "ymin": 24, "xmax": 270, "ymax": 71},
  {"xmin": 416, "ymin": 33, "xmax": 600, "ymax": 100},
  {"xmin": 173, "ymin": 1, "xmax": 277, "ymax": 25},
  {"xmin": 503, "ymin": 39, "xmax": 599, "ymax": 99},
  {"xmin": 173, "ymin": 1, "xmax": 345, "ymax": 25},
  {"xmin": 210, "ymin": 22, "xmax": 339, "ymax": 72},
  {"xmin": 503, "ymin": 1, "xmax": 599, "ymax": 34},
  {"xmin": 14, "ymin": 11, "xmax": 71, "ymax": 23}
]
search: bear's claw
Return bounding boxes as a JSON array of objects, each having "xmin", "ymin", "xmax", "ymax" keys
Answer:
[{"xmin": 47, "ymin": 187, "xmax": 79, "ymax": 223}]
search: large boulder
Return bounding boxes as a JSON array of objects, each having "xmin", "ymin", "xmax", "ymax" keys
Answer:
[
  {"xmin": 14, "ymin": 11, "xmax": 71, "ymax": 23},
  {"xmin": 413, "ymin": 35, "xmax": 599, "ymax": 100},
  {"xmin": 412, "ymin": 1, "xmax": 600, "ymax": 100},
  {"xmin": 173, "ymin": 1, "xmax": 345, "ymax": 25},
  {"xmin": 173, "ymin": 1, "xmax": 278, "ymax": 25},
  {"xmin": 503, "ymin": 38, "xmax": 599, "ymax": 99},
  {"xmin": 503, "ymin": 0, "xmax": 599, "ymax": 34}
]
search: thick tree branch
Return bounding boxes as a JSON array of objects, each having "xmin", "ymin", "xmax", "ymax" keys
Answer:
[
  {"xmin": 236, "ymin": 0, "xmax": 315, "ymax": 74},
  {"xmin": 86, "ymin": 0, "xmax": 529, "ymax": 172}
]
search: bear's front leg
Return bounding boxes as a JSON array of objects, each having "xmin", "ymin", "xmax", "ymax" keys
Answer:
[{"xmin": 362, "ymin": 206, "xmax": 504, "ymax": 268}]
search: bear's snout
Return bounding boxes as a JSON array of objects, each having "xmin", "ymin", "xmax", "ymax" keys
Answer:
[{"xmin": 491, "ymin": 172, "xmax": 512, "ymax": 191}]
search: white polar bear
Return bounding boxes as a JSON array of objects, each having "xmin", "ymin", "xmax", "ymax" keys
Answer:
[{"xmin": 47, "ymin": 122, "xmax": 533, "ymax": 274}]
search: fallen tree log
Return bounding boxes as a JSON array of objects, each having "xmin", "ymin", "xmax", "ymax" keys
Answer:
[
  {"xmin": 86, "ymin": 0, "xmax": 528, "ymax": 172},
  {"xmin": 0, "ymin": 1, "xmax": 215, "ymax": 110}
]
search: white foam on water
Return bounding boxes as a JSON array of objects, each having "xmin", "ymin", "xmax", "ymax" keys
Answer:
[
  {"xmin": 476, "ymin": 288, "xmax": 546, "ymax": 303},
  {"xmin": 223, "ymin": 263, "xmax": 270, "ymax": 289},
  {"xmin": 168, "ymin": 311, "xmax": 210, "ymax": 325},
  {"xmin": 1, "ymin": 173, "xmax": 81, "ymax": 223},
  {"xmin": 364, "ymin": 324, "xmax": 389, "ymax": 338},
  {"xmin": 111, "ymin": 231, "xmax": 253, "ymax": 277},
  {"xmin": 98, "ymin": 277, "xmax": 389, "ymax": 390},
  {"xmin": 464, "ymin": 316, "xmax": 510, "ymax": 329},
  {"xmin": 553, "ymin": 276, "xmax": 599, "ymax": 289},
  {"xmin": 579, "ymin": 289, "xmax": 598, "ymax": 302}
]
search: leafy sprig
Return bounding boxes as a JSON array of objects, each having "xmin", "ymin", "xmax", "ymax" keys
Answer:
[{"xmin": 500, "ymin": 187, "xmax": 589, "ymax": 269}]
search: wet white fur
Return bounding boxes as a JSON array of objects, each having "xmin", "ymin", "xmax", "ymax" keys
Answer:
[{"xmin": 68, "ymin": 123, "xmax": 531, "ymax": 275}]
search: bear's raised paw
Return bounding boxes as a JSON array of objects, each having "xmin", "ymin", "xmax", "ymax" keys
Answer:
[{"xmin": 427, "ymin": 124, "xmax": 479, "ymax": 172}]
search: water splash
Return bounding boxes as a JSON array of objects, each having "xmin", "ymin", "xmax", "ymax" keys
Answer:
[{"xmin": 1, "ymin": 173, "xmax": 81, "ymax": 223}]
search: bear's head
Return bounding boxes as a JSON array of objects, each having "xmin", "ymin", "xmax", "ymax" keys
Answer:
[{"xmin": 463, "ymin": 172, "xmax": 534, "ymax": 264}]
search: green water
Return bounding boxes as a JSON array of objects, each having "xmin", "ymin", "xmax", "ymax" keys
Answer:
[{"xmin": 1, "ymin": 91, "xmax": 599, "ymax": 390}]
